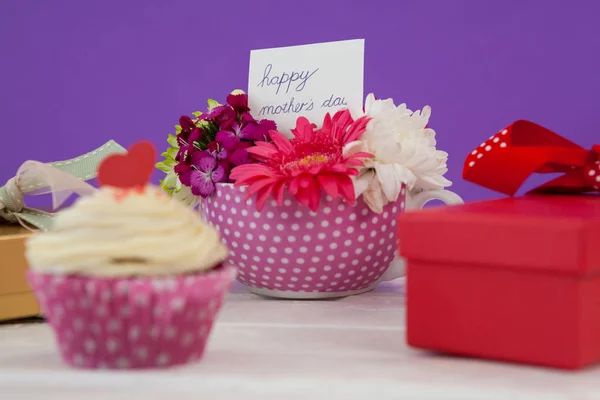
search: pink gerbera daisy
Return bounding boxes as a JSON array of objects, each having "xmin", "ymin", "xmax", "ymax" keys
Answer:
[{"xmin": 230, "ymin": 110, "xmax": 372, "ymax": 211}]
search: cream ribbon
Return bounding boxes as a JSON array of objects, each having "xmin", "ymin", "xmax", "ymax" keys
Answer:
[{"xmin": 0, "ymin": 140, "xmax": 126, "ymax": 231}]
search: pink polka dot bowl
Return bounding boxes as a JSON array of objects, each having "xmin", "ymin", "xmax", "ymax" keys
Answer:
[
  {"xmin": 200, "ymin": 183, "xmax": 425, "ymax": 299},
  {"xmin": 26, "ymin": 264, "xmax": 236, "ymax": 369}
]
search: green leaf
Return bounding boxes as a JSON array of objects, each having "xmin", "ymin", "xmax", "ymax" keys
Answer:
[
  {"xmin": 192, "ymin": 111, "xmax": 202, "ymax": 118},
  {"xmin": 155, "ymin": 161, "xmax": 173, "ymax": 173},
  {"xmin": 165, "ymin": 147, "xmax": 178, "ymax": 159},
  {"xmin": 207, "ymin": 99, "xmax": 220, "ymax": 111},
  {"xmin": 157, "ymin": 159, "xmax": 176, "ymax": 170},
  {"xmin": 162, "ymin": 171, "xmax": 179, "ymax": 188},
  {"xmin": 160, "ymin": 150, "xmax": 175, "ymax": 159},
  {"xmin": 167, "ymin": 134, "xmax": 179, "ymax": 148},
  {"xmin": 175, "ymin": 125, "xmax": 182, "ymax": 134}
]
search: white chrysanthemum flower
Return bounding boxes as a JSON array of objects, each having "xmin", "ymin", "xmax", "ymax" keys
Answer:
[
  {"xmin": 352, "ymin": 93, "xmax": 452, "ymax": 213},
  {"xmin": 172, "ymin": 185, "xmax": 200, "ymax": 209}
]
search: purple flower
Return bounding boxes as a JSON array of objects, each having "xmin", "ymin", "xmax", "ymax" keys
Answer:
[
  {"xmin": 240, "ymin": 112, "xmax": 257, "ymax": 124},
  {"xmin": 200, "ymin": 105, "xmax": 236, "ymax": 129},
  {"xmin": 226, "ymin": 93, "xmax": 250, "ymax": 113},
  {"xmin": 243, "ymin": 119, "xmax": 277, "ymax": 141},
  {"xmin": 169, "ymin": 92, "xmax": 278, "ymax": 197},
  {"xmin": 179, "ymin": 115, "xmax": 196, "ymax": 131},
  {"xmin": 258, "ymin": 118, "xmax": 277, "ymax": 132},
  {"xmin": 228, "ymin": 147, "xmax": 251, "ymax": 166},
  {"xmin": 174, "ymin": 162, "xmax": 192, "ymax": 178},
  {"xmin": 215, "ymin": 119, "xmax": 275, "ymax": 150},
  {"xmin": 176, "ymin": 116, "xmax": 203, "ymax": 162},
  {"xmin": 206, "ymin": 141, "xmax": 228, "ymax": 160},
  {"xmin": 215, "ymin": 125, "xmax": 244, "ymax": 150},
  {"xmin": 179, "ymin": 151, "xmax": 227, "ymax": 197}
]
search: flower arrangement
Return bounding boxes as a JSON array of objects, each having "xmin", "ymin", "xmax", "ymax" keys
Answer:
[
  {"xmin": 352, "ymin": 93, "xmax": 451, "ymax": 213},
  {"xmin": 157, "ymin": 90, "xmax": 452, "ymax": 214},
  {"xmin": 156, "ymin": 90, "xmax": 276, "ymax": 205},
  {"xmin": 229, "ymin": 111, "xmax": 371, "ymax": 211}
]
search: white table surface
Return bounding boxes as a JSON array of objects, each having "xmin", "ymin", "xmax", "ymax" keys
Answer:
[{"xmin": 0, "ymin": 279, "xmax": 598, "ymax": 400}]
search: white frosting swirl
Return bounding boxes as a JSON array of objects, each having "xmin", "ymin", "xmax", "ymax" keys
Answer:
[{"xmin": 25, "ymin": 185, "xmax": 228, "ymax": 277}]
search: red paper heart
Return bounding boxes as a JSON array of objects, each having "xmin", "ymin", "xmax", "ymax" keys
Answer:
[{"xmin": 97, "ymin": 141, "xmax": 156, "ymax": 189}]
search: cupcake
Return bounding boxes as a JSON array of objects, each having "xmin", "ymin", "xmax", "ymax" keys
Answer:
[{"xmin": 25, "ymin": 141, "xmax": 235, "ymax": 369}]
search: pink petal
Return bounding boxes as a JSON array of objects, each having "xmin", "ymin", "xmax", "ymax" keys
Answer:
[
  {"xmin": 234, "ymin": 175, "xmax": 270, "ymax": 188},
  {"xmin": 336, "ymin": 175, "xmax": 356, "ymax": 205},
  {"xmin": 332, "ymin": 110, "xmax": 353, "ymax": 141},
  {"xmin": 273, "ymin": 181, "xmax": 286, "ymax": 205},
  {"xmin": 293, "ymin": 117, "xmax": 314, "ymax": 142},
  {"xmin": 346, "ymin": 159, "xmax": 364, "ymax": 167},
  {"xmin": 307, "ymin": 179, "xmax": 322, "ymax": 211},
  {"xmin": 329, "ymin": 164, "xmax": 348, "ymax": 173},
  {"xmin": 350, "ymin": 151, "xmax": 373, "ymax": 159},
  {"xmin": 308, "ymin": 164, "xmax": 324, "ymax": 175},
  {"xmin": 317, "ymin": 174, "xmax": 339, "ymax": 198},
  {"xmin": 269, "ymin": 130, "xmax": 294, "ymax": 155},
  {"xmin": 343, "ymin": 116, "xmax": 370, "ymax": 144},
  {"xmin": 321, "ymin": 113, "xmax": 332, "ymax": 135},
  {"xmin": 255, "ymin": 185, "xmax": 274, "ymax": 211},
  {"xmin": 230, "ymin": 164, "xmax": 273, "ymax": 182},
  {"xmin": 295, "ymin": 188, "xmax": 310, "ymax": 208},
  {"xmin": 247, "ymin": 178, "xmax": 277, "ymax": 197},
  {"xmin": 299, "ymin": 174, "xmax": 312, "ymax": 188},
  {"xmin": 247, "ymin": 145, "xmax": 279, "ymax": 159},
  {"xmin": 288, "ymin": 177, "xmax": 300, "ymax": 195},
  {"xmin": 332, "ymin": 109, "xmax": 352, "ymax": 125}
]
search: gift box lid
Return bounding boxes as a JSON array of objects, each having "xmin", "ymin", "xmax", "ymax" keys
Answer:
[{"xmin": 398, "ymin": 194, "xmax": 600, "ymax": 276}]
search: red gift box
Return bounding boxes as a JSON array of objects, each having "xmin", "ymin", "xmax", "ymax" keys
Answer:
[{"xmin": 398, "ymin": 120, "xmax": 600, "ymax": 370}]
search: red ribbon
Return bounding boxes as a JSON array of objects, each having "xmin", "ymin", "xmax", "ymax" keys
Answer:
[{"xmin": 462, "ymin": 120, "xmax": 600, "ymax": 195}]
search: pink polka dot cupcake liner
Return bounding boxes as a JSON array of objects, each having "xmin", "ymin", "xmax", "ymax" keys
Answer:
[
  {"xmin": 26, "ymin": 264, "xmax": 236, "ymax": 369},
  {"xmin": 201, "ymin": 183, "xmax": 405, "ymax": 298}
]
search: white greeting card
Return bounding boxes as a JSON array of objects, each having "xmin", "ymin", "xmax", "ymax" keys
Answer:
[{"xmin": 248, "ymin": 39, "xmax": 365, "ymax": 136}]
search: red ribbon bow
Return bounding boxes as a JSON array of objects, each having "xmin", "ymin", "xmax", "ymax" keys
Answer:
[{"xmin": 463, "ymin": 120, "xmax": 600, "ymax": 195}]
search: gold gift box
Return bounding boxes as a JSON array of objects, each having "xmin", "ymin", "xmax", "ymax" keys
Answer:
[{"xmin": 0, "ymin": 224, "xmax": 39, "ymax": 321}]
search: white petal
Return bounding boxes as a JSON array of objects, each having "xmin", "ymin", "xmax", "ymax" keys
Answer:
[
  {"xmin": 363, "ymin": 190, "xmax": 385, "ymax": 214},
  {"xmin": 421, "ymin": 105, "xmax": 432, "ymax": 121},
  {"xmin": 374, "ymin": 164, "xmax": 402, "ymax": 201},
  {"xmin": 367, "ymin": 96, "xmax": 397, "ymax": 118},
  {"xmin": 353, "ymin": 171, "xmax": 375, "ymax": 197},
  {"xmin": 173, "ymin": 186, "xmax": 199, "ymax": 208},
  {"xmin": 364, "ymin": 93, "xmax": 377, "ymax": 115},
  {"xmin": 342, "ymin": 140, "xmax": 368, "ymax": 158},
  {"xmin": 423, "ymin": 128, "xmax": 437, "ymax": 147},
  {"xmin": 366, "ymin": 130, "xmax": 402, "ymax": 163},
  {"xmin": 416, "ymin": 174, "xmax": 452, "ymax": 191},
  {"xmin": 362, "ymin": 178, "xmax": 387, "ymax": 214}
]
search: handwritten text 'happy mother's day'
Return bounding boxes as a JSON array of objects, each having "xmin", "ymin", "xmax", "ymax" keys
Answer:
[{"xmin": 256, "ymin": 64, "xmax": 347, "ymax": 116}]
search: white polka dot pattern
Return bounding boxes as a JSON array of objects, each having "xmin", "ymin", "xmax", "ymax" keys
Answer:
[
  {"xmin": 584, "ymin": 158, "xmax": 600, "ymax": 190},
  {"xmin": 467, "ymin": 128, "xmax": 509, "ymax": 169},
  {"xmin": 465, "ymin": 124, "xmax": 600, "ymax": 193},
  {"xmin": 201, "ymin": 184, "xmax": 406, "ymax": 294},
  {"xmin": 26, "ymin": 266, "xmax": 236, "ymax": 369}
]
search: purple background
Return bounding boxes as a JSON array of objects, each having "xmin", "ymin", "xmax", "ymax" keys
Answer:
[{"xmin": 1, "ymin": 0, "xmax": 598, "ymax": 202}]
